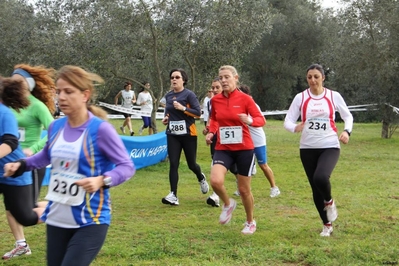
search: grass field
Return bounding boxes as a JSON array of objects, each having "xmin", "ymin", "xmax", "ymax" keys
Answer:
[{"xmin": 1, "ymin": 119, "xmax": 398, "ymax": 266}]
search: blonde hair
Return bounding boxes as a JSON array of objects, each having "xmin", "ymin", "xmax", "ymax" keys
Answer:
[
  {"xmin": 14, "ymin": 64, "xmax": 56, "ymax": 114},
  {"xmin": 218, "ymin": 65, "xmax": 240, "ymax": 87},
  {"xmin": 55, "ymin": 65, "xmax": 108, "ymax": 120},
  {"xmin": 218, "ymin": 65, "xmax": 239, "ymax": 77}
]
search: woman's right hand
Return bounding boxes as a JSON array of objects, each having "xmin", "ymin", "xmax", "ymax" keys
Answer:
[
  {"xmin": 3, "ymin": 162, "xmax": 21, "ymax": 177},
  {"xmin": 205, "ymin": 132, "xmax": 214, "ymax": 145},
  {"xmin": 294, "ymin": 123, "xmax": 304, "ymax": 133},
  {"xmin": 162, "ymin": 116, "xmax": 169, "ymax": 125}
]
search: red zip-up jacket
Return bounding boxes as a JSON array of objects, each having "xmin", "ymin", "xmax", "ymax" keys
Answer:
[{"xmin": 208, "ymin": 89, "xmax": 265, "ymax": 151}]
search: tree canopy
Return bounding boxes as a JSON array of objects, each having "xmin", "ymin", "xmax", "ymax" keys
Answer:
[{"xmin": 1, "ymin": 0, "xmax": 398, "ymax": 137}]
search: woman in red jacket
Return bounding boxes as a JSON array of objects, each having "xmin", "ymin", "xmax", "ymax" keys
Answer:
[{"xmin": 205, "ymin": 65, "xmax": 265, "ymax": 234}]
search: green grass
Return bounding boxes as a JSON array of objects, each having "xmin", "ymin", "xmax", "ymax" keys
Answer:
[{"xmin": 1, "ymin": 120, "xmax": 398, "ymax": 265}]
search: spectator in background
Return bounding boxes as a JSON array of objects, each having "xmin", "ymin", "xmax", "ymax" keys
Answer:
[
  {"xmin": 136, "ymin": 82, "xmax": 153, "ymax": 135},
  {"xmin": 202, "ymin": 89, "xmax": 213, "ymax": 126},
  {"xmin": 114, "ymin": 82, "xmax": 136, "ymax": 136}
]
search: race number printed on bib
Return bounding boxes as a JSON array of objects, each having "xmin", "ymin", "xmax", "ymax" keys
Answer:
[
  {"xmin": 45, "ymin": 171, "xmax": 86, "ymax": 206},
  {"xmin": 169, "ymin": 120, "xmax": 187, "ymax": 135},
  {"xmin": 304, "ymin": 118, "xmax": 329, "ymax": 135},
  {"xmin": 219, "ymin": 126, "xmax": 243, "ymax": 144},
  {"xmin": 18, "ymin": 127, "xmax": 26, "ymax": 142}
]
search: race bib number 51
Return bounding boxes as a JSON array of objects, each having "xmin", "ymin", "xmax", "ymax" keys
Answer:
[
  {"xmin": 45, "ymin": 171, "xmax": 86, "ymax": 206},
  {"xmin": 219, "ymin": 126, "xmax": 243, "ymax": 144}
]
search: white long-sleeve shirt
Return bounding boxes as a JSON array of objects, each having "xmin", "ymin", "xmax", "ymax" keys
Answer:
[{"xmin": 284, "ymin": 88, "xmax": 353, "ymax": 149}]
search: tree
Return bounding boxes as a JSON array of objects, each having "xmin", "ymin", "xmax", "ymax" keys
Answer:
[
  {"xmin": 243, "ymin": 0, "xmax": 336, "ymax": 111},
  {"xmin": 0, "ymin": 0, "xmax": 39, "ymax": 74},
  {"xmin": 326, "ymin": 0, "xmax": 399, "ymax": 138}
]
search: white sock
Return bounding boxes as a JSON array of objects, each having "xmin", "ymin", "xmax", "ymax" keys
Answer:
[{"xmin": 16, "ymin": 239, "xmax": 27, "ymax": 247}]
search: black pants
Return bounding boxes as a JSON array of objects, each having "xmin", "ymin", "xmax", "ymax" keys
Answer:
[
  {"xmin": 32, "ymin": 167, "xmax": 47, "ymax": 205},
  {"xmin": 47, "ymin": 224, "xmax": 109, "ymax": 266},
  {"xmin": 167, "ymin": 134, "xmax": 203, "ymax": 196},
  {"xmin": 0, "ymin": 184, "xmax": 38, "ymax": 226},
  {"xmin": 300, "ymin": 148, "xmax": 340, "ymax": 224}
]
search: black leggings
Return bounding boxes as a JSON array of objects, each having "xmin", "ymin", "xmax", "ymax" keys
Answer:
[
  {"xmin": 0, "ymin": 184, "xmax": 38, "ymax": 226},
  {"xmin": 300, "ymin": 148, "xmax": 340, "ymax": 224},
  {"xmin": 47, "ymin": 224, "xmax": 109, "ymax": 266},
  {"xmin": 167, "ymin": 134, "xmax": 203, "ymax": 196},
  {"xmin": 32, "ymin": 167, "xmax": 46, "ymax": 204}
]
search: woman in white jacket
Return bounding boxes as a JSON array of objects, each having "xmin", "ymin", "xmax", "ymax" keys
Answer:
[{"xmin": 284, "ymin": 64, "xmax": 353, "ymax": 237}]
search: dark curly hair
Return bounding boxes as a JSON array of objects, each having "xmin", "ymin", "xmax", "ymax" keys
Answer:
[{"xmin": 0, "ymin": 77, "xmax": 30, "ymax": 112}]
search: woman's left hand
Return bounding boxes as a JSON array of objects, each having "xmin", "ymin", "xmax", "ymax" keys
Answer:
[
  {"xmin": 238, "ymin": 113, "xmax": 252, "ymax": 125},
  {"xmin": 339, "ymin": 131, "xmax": 350, "ymax": 144},
  {"xmin": 75, "ymin": 176, "xmax": 104, "ymax": 193}
]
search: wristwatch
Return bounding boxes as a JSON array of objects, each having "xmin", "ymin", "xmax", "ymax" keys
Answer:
[
  {"xmin": 103, "ymin": 176, "xmax": 112, "ymax": 188},
  {"xmin": 344, "ymin": 129, "xmax": 351, "ymax": 136}
]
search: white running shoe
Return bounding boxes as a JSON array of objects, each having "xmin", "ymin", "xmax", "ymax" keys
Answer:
[
  {"xmin": 219, "ymin": 198, "xmax": 237, "ymax": 224},
  {"xmin": 2, "ymin": 243, "xmax": 32, "ymax": 260},
  {"xmin": 324, "ymin": 200, "xmax": 338, "ymax": 222},
  {"xmin": 320, "ymin": 225, "xmax": 333, "ymax": 237},
  {"xmin": 199, "ymin": 173, "xmax": 209, "ymax": 194},
  {"xmin": 233, "ymin": 190, "xmax": 240, "ymax": 196},
  {"xmin": 241, "ymin": 220, "xmax": 257, "ymax": 235},
  {"xmin": 206, "ymin": 192, "xmax": 220, "ymax": 207},
  {"xmin": 270, "ymin": 186, "xmax": 281, "ymax": 198},
  {"xmin": 119, "ymin": 126, "xmax": 125, "ymax": 134},
  {"xmin": 161, "ymin": 192, "xmax": 179, "ymax": 206}
]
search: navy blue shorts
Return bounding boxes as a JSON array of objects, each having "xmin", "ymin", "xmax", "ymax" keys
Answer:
[{"xmin": 213, "ymin": 149, "xmax": 255, "ymax": 176}]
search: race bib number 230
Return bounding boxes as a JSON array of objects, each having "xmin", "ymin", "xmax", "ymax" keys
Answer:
[{"xmin": 45, "ymin": 171, "xmax": 86, "ymax": 206}]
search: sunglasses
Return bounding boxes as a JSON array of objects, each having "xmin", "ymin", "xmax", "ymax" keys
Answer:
[{"xmin": 170, "ymin": 76, "xmax": 182, "ymax": 80}]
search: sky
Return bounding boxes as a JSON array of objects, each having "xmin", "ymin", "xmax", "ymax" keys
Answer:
[{"xmin": 320, "ymin": 0, "xmax": 343, "ymax": 9}]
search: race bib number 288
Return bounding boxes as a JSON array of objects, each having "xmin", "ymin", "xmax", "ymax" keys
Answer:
[
  {"xmin": 45, "ymin": 171, "xmax": 86, "ymax": 206},
  {"xmin": 169, "ymin": 120, "xmax": 187, "ymax": 135}
]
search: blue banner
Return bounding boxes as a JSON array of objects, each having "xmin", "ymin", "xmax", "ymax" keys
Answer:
[
  {"xmin": 42, "ymin": 131, "xmax": 168, "ymax": 185},
  {"xmin": 120, "ymin": 131, "xmax": 168, "ymax": 170}
]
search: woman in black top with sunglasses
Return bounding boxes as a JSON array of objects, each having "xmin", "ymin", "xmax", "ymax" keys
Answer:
[{"xmin": 161, "ymin": 68, "xmax": 209, "ymax": 205}]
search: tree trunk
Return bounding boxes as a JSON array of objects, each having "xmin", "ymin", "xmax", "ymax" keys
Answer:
[{"xmin": 381, "ymin": 120, "xmax": 389, "ymax": 138}]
